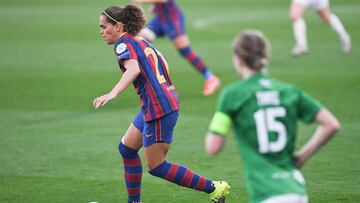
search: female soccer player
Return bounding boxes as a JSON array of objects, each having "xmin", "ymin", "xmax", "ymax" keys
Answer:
[
  {"xmin": 132, "ymin": 0, "xmax": 221, "ymax": 96},
  {"xmin": 93, "ymin": 5, "xmax": 229, "ymax": 203},
  {"xmin": 290, "ymin": 0, "xmax": 351, "ymax": 56},
  {"xmin": 205, "ymin": 30, "xmax": 340, "ymax": 203}
]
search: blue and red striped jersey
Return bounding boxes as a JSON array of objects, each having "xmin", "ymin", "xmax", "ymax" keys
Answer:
[
  {"xmin": 153, "ymin": 0, "xmax": 183, "ymax": 23},
  {"xmin": 114, "ymin": 33, "xmax": 179, "ymax": 121}
]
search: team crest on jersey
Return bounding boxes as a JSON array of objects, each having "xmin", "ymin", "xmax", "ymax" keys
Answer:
[{"xmin": 116, "ymin": 43, "xmax": 127, "ymax": 54}]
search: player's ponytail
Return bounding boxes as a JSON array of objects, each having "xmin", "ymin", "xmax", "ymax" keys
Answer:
[
  {"xmin": 102, "ymin": 5, "xmax": 145, "ymax": 36},
  {"xmin": 122, "ymin": 5, "xmax": 145, "ymax": 35},
  {"xmin": 232, "ymin": 30, "xmax": 270, "ymax": 72}
]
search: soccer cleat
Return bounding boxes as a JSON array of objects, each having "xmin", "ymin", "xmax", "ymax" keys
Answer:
[
  {"xmin": 203, "ymin": 75, "xmax": 221, "ymax": 96},
  {"xmin": 291, "ymin": 46, "xmax": 308, "ymax": 57},
  {"xmin": 209, "ymin": 181, "xmax": 230, "ymax": 203}
]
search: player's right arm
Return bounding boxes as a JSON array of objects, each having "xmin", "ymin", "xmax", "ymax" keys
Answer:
[
  {"xmin": 205, "ymin": 111, "xmax": 232, "ymax": 155},
  {"xmin": 294, "ymin": 108, "xmax": 340, "ymax": 168},
  {"xmin": 93, "ymin": 40, "xmax": 142, "ymax": 109},
  {"xmin": 93, "ymin": 59, "xmax": 140, "ymax": 109},
  {"xmin": 205, "ymin": 89, "xmax": 233, "ymax": 155}
]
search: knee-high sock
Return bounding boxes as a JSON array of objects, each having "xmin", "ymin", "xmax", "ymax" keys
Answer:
[
  {"xmin": 149, "ymin": 161, "xmax": 215, "ymax": 194},
  {"xmin": 329, "ymin": 14, "xmax": 350, "ymax": 45},
  {"xmin": 118, "ymin": 142, "xmax": 142, "ymax": 203},
  {"xmin": 179, "ymin": 47, "xmax": 213, "ymax": 80},
  {"xmin": 293, "ymin": 18, "xmax": 308, "ymax": 49}
]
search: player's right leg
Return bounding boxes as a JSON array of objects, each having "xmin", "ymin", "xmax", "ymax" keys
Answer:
[
  {"xmin": 118, "ymin": 111, "xmax": 144, "ymax": 203},
  {"xmin": 317, "ymin": 5, "xmax": 351, "ymax": 53},
  {"xmin": 290, "ymin": 0, "xmax": 309, "ymax": 56}
]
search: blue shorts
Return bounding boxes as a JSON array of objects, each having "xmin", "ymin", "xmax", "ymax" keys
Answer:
[
  {"xmin": 148, "ymin": 14, "xmax": 186, "ymax": 40},
  {"xmin": 132, "ymin": 110, "xmax": 179, "ymax": 147}
]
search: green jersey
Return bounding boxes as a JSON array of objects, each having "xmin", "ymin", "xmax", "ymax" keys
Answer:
[{"xmin": 209, "ymin": 73, "xmax": 322, "ymax": 203}]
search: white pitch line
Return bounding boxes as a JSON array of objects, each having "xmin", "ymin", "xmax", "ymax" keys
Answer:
[
  {"xmin": 193, "ymin": 14, "xmax": 242, "ymax": 29},
  {"xmin": 191, "ymin": 11, "xmax": 284, "ymax": 30},
  {"xmin": 191, "ymin": 4, "xmax": 359, "ymax": 30}
]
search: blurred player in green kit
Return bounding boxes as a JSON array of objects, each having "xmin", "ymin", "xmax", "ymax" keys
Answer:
[{"xmin": 205, "ymin": 30, "xmax": 340, "ymax": 203}]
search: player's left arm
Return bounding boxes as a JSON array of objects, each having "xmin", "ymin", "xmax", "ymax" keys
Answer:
[
  {"xmin": 294, "ymin": 108, "xmax": 340, "ymax": 168},
  {"xmin": 93, "ymin": 59, "xmax": 140, "ymax": 109},
  {"xmin": 294, "ymin": 90, "xmax": 340, "ymax": 167},
  {"xmin": 205, "ymin": 111, "xmax": 232, "ymax": 155}
]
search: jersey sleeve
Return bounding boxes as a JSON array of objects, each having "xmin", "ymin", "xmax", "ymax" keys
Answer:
[
  {"xmin": 297, "ymin": 90, "xmax": 323, "ymax": 124},
  {"xmin": 115, "ymin": 41, "xmax": 138, "ymax": 63},
  {"xmin": 208, "ymin": 89, "xmax": 233, "ymax": 136},
  {"xmin": 216, "ymin": 88, "xmax": 233, "ymax": 114}
]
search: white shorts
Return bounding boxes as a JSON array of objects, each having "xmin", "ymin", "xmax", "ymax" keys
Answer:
[
  {"xmin": 293, "ymin": 0, "xmax": 329, "ymax": 10},
  {"xmin": 260, "ymin": 194, "xmax": 309, "ymax": 203}
]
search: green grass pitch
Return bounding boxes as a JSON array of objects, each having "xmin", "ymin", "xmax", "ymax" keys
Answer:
[{"xmin": 1, "ymin": 0, "xmax": 359, "ymax": 202}]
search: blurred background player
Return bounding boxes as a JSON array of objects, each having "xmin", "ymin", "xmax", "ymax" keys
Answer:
[
  {"xmin": 290, "ymin": 0, "xmax": 351, "ymax": 56},
  {"xmin": 93, "ymin": 5, "xmax": 229, "ymax": 203},
  {"xmin": 205, "ymin": 30, "xmax": 340, "ymax": 203},
  {"xmin": 132, "ymin": 0, "xmax": 221, "ymax": 96}
]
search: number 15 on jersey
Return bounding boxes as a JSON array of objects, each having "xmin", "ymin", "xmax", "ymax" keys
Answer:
[{"xmin": 254, "ymin": 107, "xmax": 287, "ymax": 154}]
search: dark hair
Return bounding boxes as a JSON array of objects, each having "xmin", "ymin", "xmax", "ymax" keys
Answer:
[
  {"xmin": 102, "ymin": 5, "xmax": 145, "ymax": 36},
  {"xmin": 232, "ymin": 30, "xmax": 270, "ymax": 71}
]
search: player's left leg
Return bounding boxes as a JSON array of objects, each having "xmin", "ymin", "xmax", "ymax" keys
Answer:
[
  {"xmin": 290, "ymin": 0, "xmax": 309, "ymax": 56},
  {"xmin": 164, "ymin": 13, "xmax": 220, "ymax": 96},
  {"xmin": 173, "ymin": 35, "xmax": 212, "ymax": 80},
  {"xmin": 143, "ymin": 111, "xmax": 230, "ymax": 202},
  {"xmin": 173, "ymin": 35, "xmax": 221, "ymax": 96},
  {"xmin": 316, "ymin": 2, "xmax": 351, "ymax": 53}
]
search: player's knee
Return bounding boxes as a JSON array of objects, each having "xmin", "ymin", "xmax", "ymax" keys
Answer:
[
  {"xmin": 118, "ymin": 142, "xmax": 138, "ymax": 158},
  {"xmin": 290, "ymin": 12, "xmax": 300, "ymax": 22},
  {"xmin": 319, "ymin": 11, "xmax": 331, "ymax": 23},
  {"xmin": 140, "ymin": 28, "xmax": 156, "ymax": 41},
  {"xmin": 173, "ymin": 35, "xmax": 189, "ymax": 49}
]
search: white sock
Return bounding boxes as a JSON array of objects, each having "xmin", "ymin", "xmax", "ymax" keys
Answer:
[
  {"xmin": 329, "ymin": 14, "xmax": 350, "ymax": 45},
  {"xmin": 293, "ymin": 18, "xmax": 308, "ymax": 49}
]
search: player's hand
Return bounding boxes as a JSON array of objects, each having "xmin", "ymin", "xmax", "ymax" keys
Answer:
[
  {"xmin": 293, "ymin": 151, "xmax": 306, "ymax": 168},
  {"xmin": 93, "ymin": 93, "xmax": 117, "ymax": 109}
]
